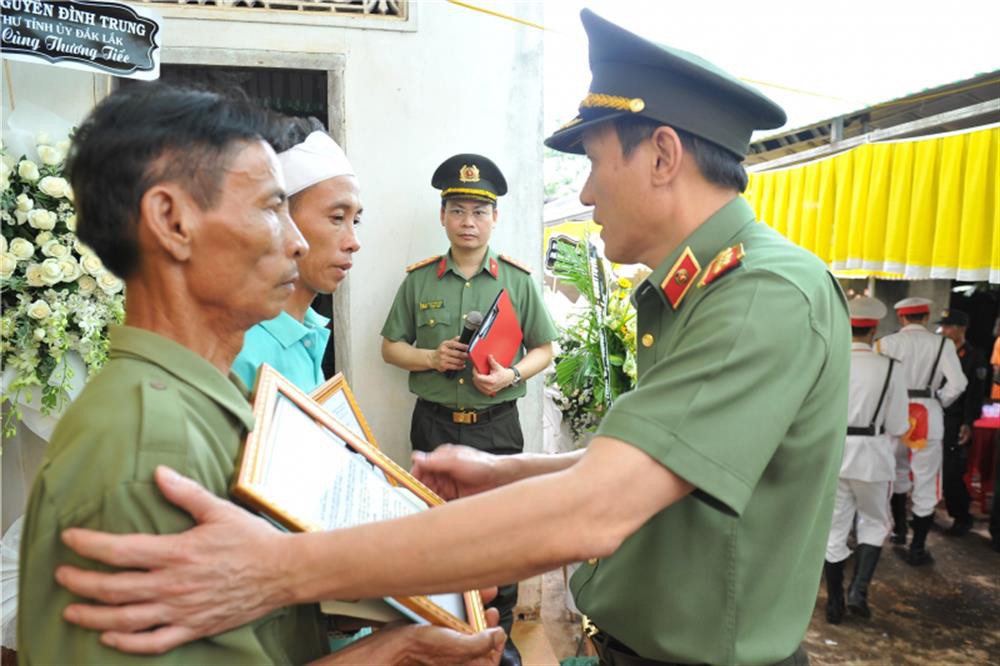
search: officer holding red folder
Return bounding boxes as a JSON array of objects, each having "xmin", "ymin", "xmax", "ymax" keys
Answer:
[{"xmin": 380, "ymin": 153, "xmax": 557, "ymax": 664}]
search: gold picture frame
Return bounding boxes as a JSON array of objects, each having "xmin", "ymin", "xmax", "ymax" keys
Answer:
[
  {"xmin": 310, "ymin": 372, "xmax": 379, "ymax": 449},
  {"xmin": 234, "ymin": 365, "xmax": 487, "ymax": 633}
]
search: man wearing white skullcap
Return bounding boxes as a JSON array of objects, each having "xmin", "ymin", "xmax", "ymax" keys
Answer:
[
  {"xmin": 823, "ymin": 297, "xmax": 908, "ymax": 624},
  {"xmin": 876, "ymin": 297, "xmax": 966, "ymax": 565},
  {"xmin": 232, "ymin": 123, "xmax": 362, "ymax": 392},
  {"xmin": 232, "ymin": 116, "xmax": 507, "ymax": 663}
]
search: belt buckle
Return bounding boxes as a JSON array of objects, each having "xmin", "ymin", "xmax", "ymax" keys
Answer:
[
  {"xmin": 581, "ymin": 615, "xmax": 599, "ymax": 638},
  {"xmin": 452, "ymin": 410, "xmax": 477, "ymax": 424}
]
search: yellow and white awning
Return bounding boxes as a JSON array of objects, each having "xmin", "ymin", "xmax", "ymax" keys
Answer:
[{"xmin": 746, "ymin": 124, "xmax": 999, "ymax": 283}]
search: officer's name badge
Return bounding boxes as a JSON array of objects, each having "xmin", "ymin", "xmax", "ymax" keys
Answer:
[{"xmin": 419, "ymin": 300, "xmax": 444, "ymax": 310}]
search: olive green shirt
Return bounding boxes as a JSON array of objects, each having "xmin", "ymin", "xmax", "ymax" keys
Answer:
[
  {"xmin": 18, "ymin": 326, "xmax": 328, "ymax": 665},
  {"xmin": 381, "ymin": 246, "xmax": 557, "ymax": 409},
  {"xmin": 572, "ymin": 197, "xmax": 849, "ymax": 665}
]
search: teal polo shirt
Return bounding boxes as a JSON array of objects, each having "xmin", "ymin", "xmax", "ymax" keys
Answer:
[{"xmin": 233, "ymin": 307, "xmax": 331, "ymax": 392}]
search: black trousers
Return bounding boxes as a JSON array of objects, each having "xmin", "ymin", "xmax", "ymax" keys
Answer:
[
  {"xmin": 409, "ymin": 399, "xmax": 524, "ymax": 636},
  {"xmin": 942, "ymin": 414, "xmax": 972, "ymax": 522}
]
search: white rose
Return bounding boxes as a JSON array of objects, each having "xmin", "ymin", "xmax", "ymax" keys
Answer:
[
  {"xmin": 0, "ymin": 253, "xmax": 16, "ymax": 279},
  {"xmin": 27, "ymin": 299, "xmax": 52, "ymax": 320},
  {"xmin": 37, "ymin": 145, "xmax": 63, "ymax": 166},
  {"xmin": 27, "ymin": 209, "xmax": 57, "ymax": 230},
  {"xmin": 36, "ymin": 132, "xmax": 51, "ymax": 146},
  {"xmin": 64, "ymin": 183, "xmax": 74, "ymax": 202},
  {"xmin": 81, "ymin": 252, "xmax": 105, "ymax": 276},
  {"xmin": 39, "ymin": 258, "xmax": 63, "ymax": 286},
  {"xmin": 34, "ymin": 231, "xmax": 53, "ymax": 245},
  {"xmin": 18, "ymin": 160, "xmax": 40, "ymax": 182},
  {"xmin": 77, "ymin": 274, "xmax": 97, "ymax": 296},
  {"xmin": 25, "ymin": 263, "xmax": 45, "ymax": 287},
  {"xmin": 98, "ymin": 272, "xmax": 124, "ymax": 295},
  {"xmin": 9, "ymin": 238, "xmax": 35, "ymax": 260},
  {"xmin": 15, "ymin": 193, "xmax": 34, "ymax": 212},
  {"xmin": 56, "ymin": 139, "xmax": 71, "ymax": 154},
  {"xmin": 74, "ymin": 238, "xmax": 92, "ymax": 255},
  {"xmin": 59, "ymin": 258, "xmax": 83, "ymax": 282},
  {"xmin": 41, "ymin": 240, "xmax": 70, "ymax": 260},
  {"xmin": 65, "ymin": 213, "xmax": 77, "ymax": 232},
  {"xmin": 33, "ymin": 327, "xmax": 46, "ymax": 341},
  {"xmin": 0, "ymin": 236, "xmax": 6, "ymax": 253},
  {"xmin": 14, "ymin": 210, "xmax": 29, "ymax": 225},
  {"xmin": 38, "ymin": 176, "xmax": 70, "ymax": 199}
]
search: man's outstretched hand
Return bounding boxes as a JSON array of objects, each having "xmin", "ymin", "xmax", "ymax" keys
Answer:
[
  {"xmin": 56, "ymin": 466, "xmax": 288, "ymax": 654},
  {"xmin": 410, "ymin": 445, "xmax": 507, "ymax": 500}
]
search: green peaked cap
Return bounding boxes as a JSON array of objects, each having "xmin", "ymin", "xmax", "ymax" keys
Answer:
[
  {"xmin": 431, "ymin": 153, "xmax": 508, "ymax": 204},
  {"xmin": 545, "ymin": 9, "xmax": 787, "ymax": 158}
]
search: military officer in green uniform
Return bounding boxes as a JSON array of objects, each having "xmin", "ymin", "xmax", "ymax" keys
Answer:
[
  {"xmin": 53, "ymin": 11, "xmax": 849, "ymax": 666},
  {"xmin": 380, "ymin": 153, "xmax": 557, "ymax": 455},
  {"xmin": 381, "ymin": 154, "xmax": 557, "ymax": 665}
]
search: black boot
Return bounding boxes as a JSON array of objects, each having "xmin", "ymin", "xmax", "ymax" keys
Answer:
[
  {"xmin": 847, "ymin": 545, "xmax": 881, "ymax": 618},
  {"xmin": 824, "ymin": 559, "xmax": 846, "ymax": 624},
  {"xmin": 905, "ymin": 514, "xmax": 935, "ymax": 566},
  {"xmin": 889, "ymin": 493, "xmax": 908, "ymax": 545}
]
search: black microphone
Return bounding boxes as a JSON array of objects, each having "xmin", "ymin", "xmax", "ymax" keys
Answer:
[{"xmin": 446, "ymin": 310, "xmax": 483, "ymax": 378}]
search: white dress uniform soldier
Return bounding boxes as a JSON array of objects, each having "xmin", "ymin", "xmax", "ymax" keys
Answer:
[
  {"xmin": 877, "ymin": 297, "xmax": 966, "ymax": 565},
  {"xmin": 824, "ymin": 297, "xmax": 909, "ymax": 624}
]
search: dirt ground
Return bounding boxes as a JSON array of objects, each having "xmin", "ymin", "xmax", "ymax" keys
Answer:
[{"xmin": 517, "ymin": 505, "xmax": 999, "ymax": 665}]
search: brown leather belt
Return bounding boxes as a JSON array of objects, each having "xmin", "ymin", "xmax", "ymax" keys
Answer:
[{"xmin": 416, "ymin": 398, "xmax": 516, "ymax": 425}]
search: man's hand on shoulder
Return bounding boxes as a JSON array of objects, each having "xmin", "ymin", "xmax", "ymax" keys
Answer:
[{"xmin": 56, "ymin": 466, "xmax": 289, "ymax": 655}]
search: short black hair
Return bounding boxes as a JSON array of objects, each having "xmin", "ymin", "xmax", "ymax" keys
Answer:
[
  {"xmin": 852, "ymin": 325, "xmax": 876, "ymax": 337},
  {"xmin": 261, "ymin": 113, "xmax": 326, "ymax": 154},
  {"xmin": 66, "ymin": 83, "xmax": 269, "ymax": 278},
  {"xmin": 613, "ymin": 115, "xmax": 749, "ymax": 192}
]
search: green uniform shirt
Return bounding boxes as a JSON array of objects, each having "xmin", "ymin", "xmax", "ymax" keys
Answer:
[
  {"xmin": 18, "ymin": 326, "xmax": 328, "ymax": 665},
  {"xmin": 381, "ymin": 246, "xmax": 557, "ymax": 409},
  {"xmin": 572, "ymin": 197, "xmax": 849, "ymax": 665}
]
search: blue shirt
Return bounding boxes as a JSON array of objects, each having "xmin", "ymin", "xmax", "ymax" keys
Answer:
[{"xmin": 233, "ymin": 307, "xmax": 331, "ymax": 392}]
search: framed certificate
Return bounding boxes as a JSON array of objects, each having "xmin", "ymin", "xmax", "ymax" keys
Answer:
[
  {"xmin": 234, "ymin": 364, "xmax": 487, "ymax": 633},
  {"xmin": 310, "ymin": 373, "xmax": 379, "ymax": 449}
]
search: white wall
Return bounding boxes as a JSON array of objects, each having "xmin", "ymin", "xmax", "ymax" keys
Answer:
[{"xmin": 2, "ymin": 3, "xmax": 546, "ymax": 466}]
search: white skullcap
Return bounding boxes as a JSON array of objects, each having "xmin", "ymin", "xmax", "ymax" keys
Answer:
[
  {"xmin": 278, "ymin": 131, "xmax": 354, "ymax": 197},
  {"xmin": 893, "ymin": 297, "xmax": 933, "ymax": 315},
  {"xmin": 849, "ymin": 297, "xmax": 886, "ymax": 326}
]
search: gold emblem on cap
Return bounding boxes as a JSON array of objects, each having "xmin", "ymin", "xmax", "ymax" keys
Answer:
[
  {"xmin": 459, "ymin": 164, "xmax": 480, "ymax": 183},
  {"xmin": 581, "ymin": 93, "xmax": 646, "ymax": 114},
  {"xmin": 641, "ymin": 333, "xmax": 654, "ymax": 348},
  {"xmin": 675, "ymin": 268, "xmax": 690, "ymax": 285}
]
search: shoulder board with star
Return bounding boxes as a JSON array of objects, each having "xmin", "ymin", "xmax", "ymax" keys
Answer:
[
  {"xmin": 405, "ymin": 255, "xmax": 441, "ymax": 273},
  {"xmin": 499, "ymin": 255, "xmax": 532, "ymax": 274},
  {"xmin": 698, "ymin": 243, "xmax": 746, "ymax": 288}
]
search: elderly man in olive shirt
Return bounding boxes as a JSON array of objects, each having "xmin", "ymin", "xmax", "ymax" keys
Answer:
[{"xmin": 18, "ymin": 86, "xmax": 506, "ymax": 666}]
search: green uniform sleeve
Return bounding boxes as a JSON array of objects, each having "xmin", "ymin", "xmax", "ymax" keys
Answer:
[
  {"xmin": 512, "ymin": 273, "xmax": 558, "ymax": 349},
  {"xmin": 18, "ymin": 479, "xmax": 278, "ymax": 665},
  {"xmin": 596, "ymin": 272, "xmax": 827, "ymax": 516},
  {"xmin": 381, "ymin": 275, "xmax": 417, "ymax": 343}
]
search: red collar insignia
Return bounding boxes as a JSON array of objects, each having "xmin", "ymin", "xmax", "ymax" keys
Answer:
[{"xmin": 660, "ymin": 247, "xmax": 700, "ymax": 310}]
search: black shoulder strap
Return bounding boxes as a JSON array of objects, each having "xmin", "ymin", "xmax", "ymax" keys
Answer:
[
  {"xmin": 869, "ymin": 358, "xmax": 895, "ymax": 431},
  {"xmin": 925, "ymin": 337, "xmax": 946, "ymax": 391}
]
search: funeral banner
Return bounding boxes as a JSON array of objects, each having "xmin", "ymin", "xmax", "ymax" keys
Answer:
[{"xmin": 1, "ymin": 0, "xmax": 161, "ymax": 80}]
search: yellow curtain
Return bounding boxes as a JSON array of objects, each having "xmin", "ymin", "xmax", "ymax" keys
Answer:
[{"xmin": 745, "ymin": 124, "xmax": 1000, "ymax": 283}]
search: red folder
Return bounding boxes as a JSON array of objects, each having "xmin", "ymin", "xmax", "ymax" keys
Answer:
[{"xmin": 468, "ymin": 289, "xmax": 523, "ymax": 375}]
